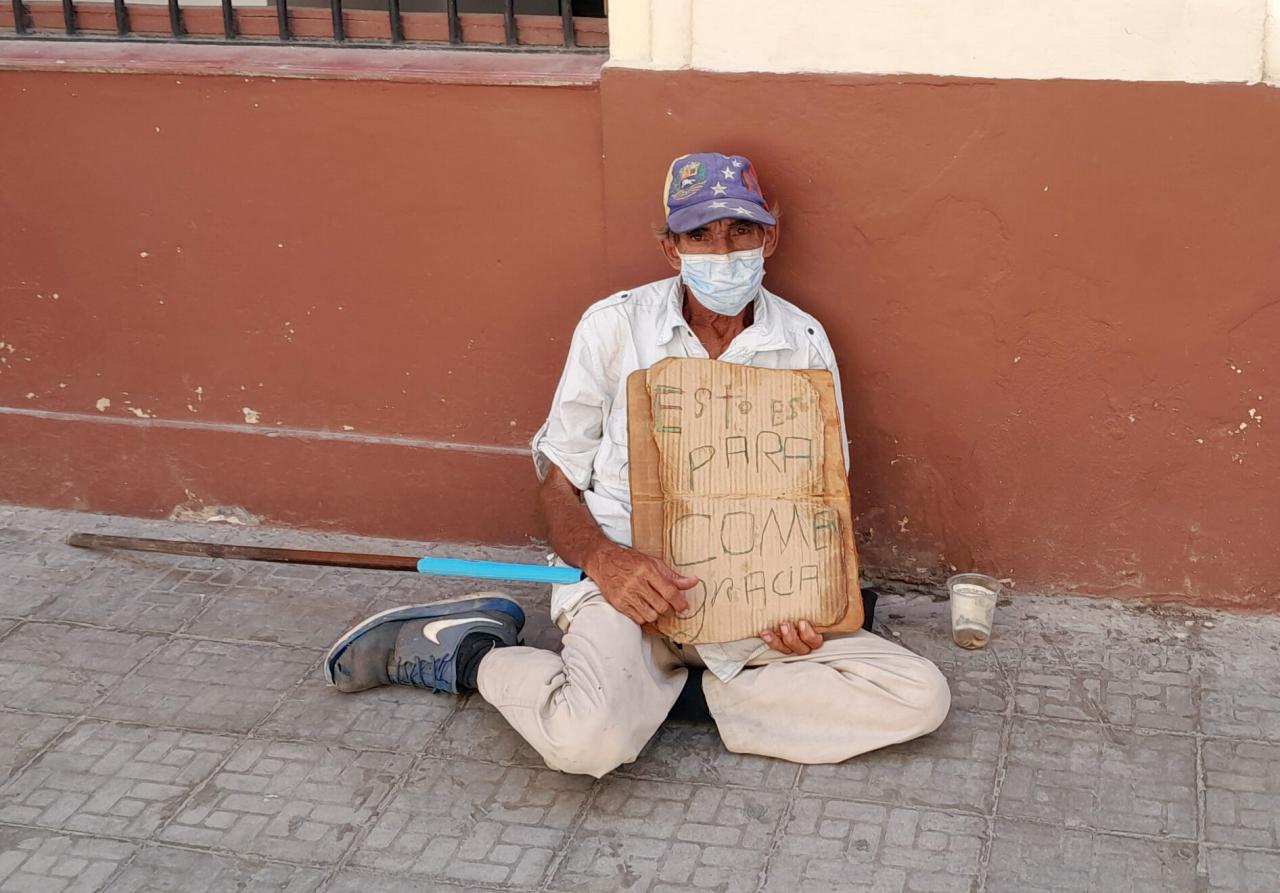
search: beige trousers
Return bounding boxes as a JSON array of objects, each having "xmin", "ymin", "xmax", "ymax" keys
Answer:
[{"xmin": 477, "ymin": 593, "xmax": 951, "ymax": 778}]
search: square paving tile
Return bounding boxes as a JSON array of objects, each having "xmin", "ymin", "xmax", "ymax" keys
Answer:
[
  {"xmin": 0, "ymin": 546, "xmax": 101, "ymax": 617},
  {"xmin": 0, "ymin": 711, "xmax": 72, "ymax": 782},
  {"xmin": 0, "ymin": 623, "xmax": 165, "ymax": 716},
  {"xmin": 103, "ymin": 844, "xmax": 326, "ymax": 892},
  {"xmin": 552, "ymin": 777, "xmax": 787, "ymax": 893},
  {"xmin": 998, "ymin": 717, "xmax": 1197, "ymax": 837},
  {"xmin": 182, "ymin": 573, "xmax": 378, "ymax": 650},
  {"xmin": 797, "ymin": 710, "xmax": 1003, "ymax": 814},
  {"xmin": 1198, "ymin": 616, "xmax": 1280, "ymax": 742},
  {"xmin": 985, "ymin": 819, "xmax": 1198, "ymax": 892},
  {"xmin": 258, "ymin": 680, "xmax": 456, "ymax": 752},
  {"xmin": 1014, "ymin": 648, "xmax": 1197, "ymax": 734},
  {"xmin": 93, "ymin": 639, "xmax": 316, "ymax": 733},
  {"xmin": 32, "ymin": 558, "xmax": 211, "ymax": 633},
  {"xmin": 161, "ymin": 739, "xmax": 412, "ymax": 865},
  {"xmin": 1008, "ymin": 600, "xmax": 1198, "ymax": 733},
  {"xmin": 350, "ymin": 757, "xmax": 591, "ymax": 885},
  {"xmin": 436, "ymin": 700, "xmax": 549, "ymax": 768},
  {"xmin": 1203, "ymin": 738, "xmax": 1280, "ymax": 849},
  {"xmin": 0, "ymin": 825, "xmax": 137, "ymax": 893},
  {"xmin": 619, "ymin": 722, "xmax": 798, "ymax": 792},
  {"xmin": 762, "ymin": 797, "xmax": 984, "ymax": 893},
  {"xmin": 1203, "ymin": 846, "xmax": 1280, "ymax": 893},
  {"xmin": 0, "ymin": 720, "xmax": 236, "ymax": 838}
]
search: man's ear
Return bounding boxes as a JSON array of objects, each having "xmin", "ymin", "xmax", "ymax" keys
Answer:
[
  {"xmin": 659, "ymin": 235, "xmax": 682, "ymax": 272},
  {"xmin": 762, "ymin": 223, "xmax": 780, "ymax": 259}
]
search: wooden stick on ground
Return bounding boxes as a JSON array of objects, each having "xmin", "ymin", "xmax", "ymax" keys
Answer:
[{"xmin": 66, "ymin": 532, "xmax": 419, "ymax": 572}]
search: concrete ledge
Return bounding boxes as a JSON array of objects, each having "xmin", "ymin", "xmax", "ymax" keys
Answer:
[{"xmin": 0, "ymin": 38, "xmax": 604, "ymax": 85}]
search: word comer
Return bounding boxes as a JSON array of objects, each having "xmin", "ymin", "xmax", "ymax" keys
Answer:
[{"xmin": 668, "ymin": 503, "xmax": 839, "ymax": 567}]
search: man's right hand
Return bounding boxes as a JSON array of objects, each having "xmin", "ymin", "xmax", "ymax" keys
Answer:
[{"xmin": 583, "ymin": 543, "xmax": 698, "ymax": 626}]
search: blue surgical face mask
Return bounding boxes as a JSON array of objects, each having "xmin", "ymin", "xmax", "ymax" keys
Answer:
[{"xmin": 678, "ymin": 247, "xmax": 765, "ymax": 316}]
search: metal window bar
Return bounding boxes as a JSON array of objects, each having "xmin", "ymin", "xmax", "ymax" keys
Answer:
[
  {"xmin": 10, "ymin": 0, "xmax": 24, "ymax": 34},
  {"xmin": 503, "ymin": 0, "xmax": 515, "ymax": 46},
  {"xmin": 220, "ymin": 0, "xmax": 234, "ymax": 38},
  {"xmin": 387, "ymin": 0, "xmax": 400, "ymax": 43},
  {"xmin": 62, "ymin": 0, "xmax": 76, "ymax": 34},
  {"xmin": 330, "ymin": 0, "xmax": 343, "ymax": 41},
  {"xmin": 275, "ymin": 0, "xmax": 288, "ymax": 40},
  {"xmin": 167, "ymin": 0, "xmax": 183, "ymax": 36},
  {"xmin": 559, "ymin": 0, "xmax": 573, "ymax": 48},
  {"xmin": 445, "ymin": 0, "xmax": 460, "ymax": 45},
  {"xmin": 113, "ymin": 0, "xmax": 127, "ymax": 34}
]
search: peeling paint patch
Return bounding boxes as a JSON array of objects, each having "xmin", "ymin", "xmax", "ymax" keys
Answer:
[
  {"xmin": 168, "ymin": 503, "xmax": 261, "ymax": 526},
  {"xmin": 341, "ymin": 425, "xmax": 354, "ymax": 431},
  {"xmin": 127, "ymin": 407, "xmax": 154, "ymax": 419},
  {"xmin": 242, "ymin": 407, "xmax": 261, "ymax": 424},
  {"xmin": 95, "ymin": 397, "xmax": 111, "ymax": 412},
  {"xmin": 25, "ymin": 392, "xmax": 34, "ymax": 399},
  {"xmin": 139, "ymin": 251, "xmax": 150, "ymax": 258},
  {"xmin": 195, "ymin": 386, "xmax": 204, "ymax": 402}
]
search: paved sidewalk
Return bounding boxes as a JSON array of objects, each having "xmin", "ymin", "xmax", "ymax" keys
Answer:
[{"xmin": 1, "ymin": 504, "xmax": 1278, "ymax": 892}]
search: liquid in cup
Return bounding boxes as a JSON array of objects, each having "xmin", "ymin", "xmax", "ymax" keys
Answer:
[{"xmin": 947, "ymin": 574, "xmax": 1001, "ymax": 649}]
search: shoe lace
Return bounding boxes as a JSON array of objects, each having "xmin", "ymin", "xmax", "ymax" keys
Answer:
[{"xmin": 393, "ymin": 652, "xmax": 452, "ymax": 691}]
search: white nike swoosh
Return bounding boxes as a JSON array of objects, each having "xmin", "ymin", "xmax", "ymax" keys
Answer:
[{"xmin": 422, "ymin": 616, "xmax": 502, "ymax": 645}]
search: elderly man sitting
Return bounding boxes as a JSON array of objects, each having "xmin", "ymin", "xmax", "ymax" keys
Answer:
[{"xmin": 324, "ymin": 152, "xmax": 950, "ymax": 777}]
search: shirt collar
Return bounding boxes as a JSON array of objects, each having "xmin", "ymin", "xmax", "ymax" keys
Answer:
[{"xmin": 655, "ymin": 276, "xmax": 794, "ymax": 353}]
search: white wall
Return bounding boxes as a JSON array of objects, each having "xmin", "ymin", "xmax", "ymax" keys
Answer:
[
  {"xmin": 610, "ymin": 0, "xmax": 1276, "ymax": 85},
  {"xmin": 1268, "ymin": 0, "xmax": 1280, "ymax": 83}
]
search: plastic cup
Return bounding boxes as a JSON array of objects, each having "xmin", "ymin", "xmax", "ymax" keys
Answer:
[{"xmin": 947, "ymin": 573, "xmax": 1001, "ymax": 649}]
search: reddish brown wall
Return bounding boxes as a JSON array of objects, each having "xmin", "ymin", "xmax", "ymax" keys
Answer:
[
  {"xmin": 2, "ymin": 61, "xmax": 1278, "ymax": 606},
  {"xmin": 601, "ymin": 70, "xmax": 1280, "ymax": 607},
  {"xmin": 1, "ymin": 68, "xmax": 607, "ymax": 544}
]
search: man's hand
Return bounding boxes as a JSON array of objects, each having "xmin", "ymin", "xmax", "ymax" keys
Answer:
[
  {"xmin": 584, "ymin": 543, "xmax": 698, "ymax": 626},
  {"xmin": 760, "ymin": 620, "xmax": 823, "ymax": 655}
]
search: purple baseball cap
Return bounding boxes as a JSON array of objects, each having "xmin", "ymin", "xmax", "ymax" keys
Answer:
[{"xmin": 662, "ymin": 152, "xmax": 776, "ymax": 233}]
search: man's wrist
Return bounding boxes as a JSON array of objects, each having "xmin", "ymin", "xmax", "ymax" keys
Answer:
[{"xmin": 580, "ymin": 539, "xmax": 622, "ymax": 581}]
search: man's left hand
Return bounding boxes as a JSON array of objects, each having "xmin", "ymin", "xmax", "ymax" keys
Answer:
[{"xmin": 759, "ymin": 620, "xmax": 823, "ymax": 655}]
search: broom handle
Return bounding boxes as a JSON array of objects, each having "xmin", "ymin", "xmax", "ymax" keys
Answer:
[{"xmin": 67, "ymin": 533, "xmax": 585, "ymax": 584}]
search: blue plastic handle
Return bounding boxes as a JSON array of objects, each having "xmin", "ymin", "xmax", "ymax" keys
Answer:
[{"xmin": 416, "ymin": 556, "xmax": 585, "ymax": 585}]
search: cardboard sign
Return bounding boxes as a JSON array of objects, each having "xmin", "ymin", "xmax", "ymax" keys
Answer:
[{"xmin": 628, "ymin": 357, "xmax": 862, "ymax": 644}]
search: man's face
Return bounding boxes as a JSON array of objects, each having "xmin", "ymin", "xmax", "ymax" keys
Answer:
[{"xmin": 661, "ymin": 217, "xmax": 779, "ymax": 271}]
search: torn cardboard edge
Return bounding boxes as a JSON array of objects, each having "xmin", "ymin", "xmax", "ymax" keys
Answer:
[{"xmin": 628, "ymin": 357, "xmax": 863, "ymax": 644}]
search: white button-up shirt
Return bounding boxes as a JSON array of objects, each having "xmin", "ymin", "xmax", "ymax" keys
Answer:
[{"xmin": 532, "ymin": 275, "xmax": 850, "ymax": 678}]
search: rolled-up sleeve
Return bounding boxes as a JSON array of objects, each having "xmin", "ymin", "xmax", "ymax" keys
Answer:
[{"xmin": 531, "ymin": 315, "xmax": 610, "ymax": 491}]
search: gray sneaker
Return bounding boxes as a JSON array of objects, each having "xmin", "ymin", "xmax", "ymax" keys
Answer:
[{"xmin": 323, "ymin": 594, "xmax": 524, "ymax": 695}]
